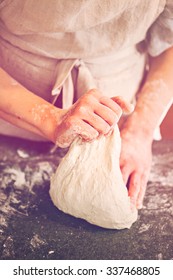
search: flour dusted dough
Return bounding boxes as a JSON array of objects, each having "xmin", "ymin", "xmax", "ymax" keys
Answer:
[{"xmin": 50, "ymin": 125, "xmax": 137, "ymax": 229}]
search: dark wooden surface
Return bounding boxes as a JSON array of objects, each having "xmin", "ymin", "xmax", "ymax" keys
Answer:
[{"xmin": 0, "ymin": 135, "xmax": 173, "ymax": 260}]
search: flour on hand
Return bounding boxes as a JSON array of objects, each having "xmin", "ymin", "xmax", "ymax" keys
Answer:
[{"xmin": 50, "ymin": 125, "xmax": 137, "ymax": 229}]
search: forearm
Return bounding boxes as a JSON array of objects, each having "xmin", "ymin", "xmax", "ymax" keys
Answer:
[
  {"xmin": 0, "ymin": 68, "xmax": 64, "ymax": 142},
  {"xmin": 123, "ymin": 46, "xmax": 173, "ymax": 140},
  {"xmin": 0, "ymin": 109, "xmax": 46, "ymax": 137}
]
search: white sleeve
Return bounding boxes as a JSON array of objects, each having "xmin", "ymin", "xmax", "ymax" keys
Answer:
[{"xmin": 146, "ymin": 0, "xmax": 173, "ymax": 56}]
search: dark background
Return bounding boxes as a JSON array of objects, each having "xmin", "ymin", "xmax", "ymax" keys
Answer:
[{"xmin": 0, "ymin": 132, "xmax": 173, "ymax": 260}]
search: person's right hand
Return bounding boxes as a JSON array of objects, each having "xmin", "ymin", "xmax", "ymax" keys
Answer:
[{"xmin": 54, "ymin": 88, "xmax": 133, "ymax": 148}]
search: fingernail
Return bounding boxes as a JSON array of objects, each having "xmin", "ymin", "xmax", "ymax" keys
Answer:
[
  {"xmin": 124, "ymin": 104, "xmax": 134, "ymax": 114},
  {"xmin": 137, "ymin": 204, "xmax": 143, "ymax": 210},
  {"xmin": 137, "ymin": 201, "xmax": 143, "ymax": 209}
]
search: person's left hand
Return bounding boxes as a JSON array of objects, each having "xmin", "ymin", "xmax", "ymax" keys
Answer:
[{"xmin": 119, "ymin": 126, "xmax": 153, "ymax": 209}]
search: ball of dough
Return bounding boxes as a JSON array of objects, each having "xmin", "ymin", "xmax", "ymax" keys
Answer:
[{"xmin": 50, "ymin": 125, "xmax": 137, "ymax": 229}]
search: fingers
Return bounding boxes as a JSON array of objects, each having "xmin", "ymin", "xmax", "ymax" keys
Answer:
[
  {"xmin": 72, "ymin": 103, "xmax": 112, "ymax": 136},
  {"xmin": 83, "ymin": 112, "xmax": 111, "ymax": 134},
  {"xmin": 99, "ymin": 96, "xmax": 123, "ymax": 121},
  {"xmin": 77, "ymin": 90, "xmax": 134, "ymax": 135},
  {"xmin": 111, "ymin": 96, "xmax": 134, "ymax": 114},
  {"xmin": 94, "ymin": 103, "xmax": 121, "ymax": 126},
  {"xmin": 90, "ymin": 90, "xmax": 134, "ymax": 122},
  {"xmin": 120, "ymin": 161, "xmax": 148, "ymax": 210},
  {"xmin": 121, "ymin": 164, "xmax": 132, "ymax": 186},
  {"xmin": 120, "ymin": 161, "xmax": 140, "ymax": 208},
  {"xmin": 127, "ymin": 171, "xmax": 148, "ymax": 210},
  {"xmin": 73, "ymin": 91, "xmax": 122, "ymax": 136},
  {"xmin": 55, "ymin": 89, "xmax": 134, "ymax": 147},
  {"xmin": 128, "ymin": 172, "xmax": 141, "ymax": 208},
  {"xmin": 78, "ymin": 120, "xmax": 99, "ymax": 141},
  {"xmin": 136, "ymin": 173, "xmax": 149, "ymax": 209},
  {"xmin": 55, "ymin": 117, "xmax": 99, "ymax": 148}
]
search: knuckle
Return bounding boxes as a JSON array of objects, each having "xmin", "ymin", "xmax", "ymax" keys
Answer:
[
  {"xmin": 81, "ymin": 130, "xmax": 96, "ymax": 142},
  {"xmin": 69, "ymin": 102, "xmax": 89, "ymax": 118},
  {"xmin": 99, "ymin": 95, "xmax": 108, "ymax": 103},
  {"xmin": 77, "ymin": 104, "xmax": 88, "ymax": 115},
  {"xmin": 87, "ymin": 88, "xmax": 101, "ymax": 99},
  {"xmin": 79, "ymin": 95, "xmax": 91, "ymax": 106},
  {"xmin": 88, "ymin": 88, "xmax": 99, "ymax": 95},
  {"xmin": 101, "ymin": 95, "xmax": 115, "ymax": 105}
]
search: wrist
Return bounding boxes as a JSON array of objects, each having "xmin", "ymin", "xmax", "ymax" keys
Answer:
[
  {"xmin": 123, "ymin": 79, "xmax": 172, "ymax": 143},
  {"xmin": 31, "ymin": 104, "xmax": 67, "ymax": 143},
  {"xmin": 120, "ymin": 111, "xmax": 154, "ymax": 144}
]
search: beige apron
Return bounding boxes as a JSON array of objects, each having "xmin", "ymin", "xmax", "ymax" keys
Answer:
[{"xmin": 0, "ymin": 0, "xmax": 166, "ymax": 140}]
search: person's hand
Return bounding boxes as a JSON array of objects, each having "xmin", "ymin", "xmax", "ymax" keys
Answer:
[
  {"xmin": 120, "ymin": 125, "xmax": 153, "ymax": 209},
  {"xmin": 54, "ymin": 88, "xmax": 133, "ymax": 148}
]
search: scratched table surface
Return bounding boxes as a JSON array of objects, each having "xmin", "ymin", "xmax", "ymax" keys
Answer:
[{"xmin": 0, "ymin": 135, "xmax": 173, "ymax": 260}]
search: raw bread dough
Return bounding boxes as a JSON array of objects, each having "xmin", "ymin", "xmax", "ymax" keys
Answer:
[{"xmin": 50, "ymin": 125, "xmax": 138, "ymax": 229}]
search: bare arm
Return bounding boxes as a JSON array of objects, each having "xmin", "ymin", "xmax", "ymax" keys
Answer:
[
  {"xmin": 124, "ymin": 46, "xmax": 173, "ymax": 139},
  {"xmin": 0, "ymin": 67, "xmax": 64, "ymax": 142},
  {"xmin": 0, "ymin": 67, "xmax": 133, "ymax": 146},
  {"xmin": 120, "ymin": 46, "xmax": 173, "ymax": 209}
]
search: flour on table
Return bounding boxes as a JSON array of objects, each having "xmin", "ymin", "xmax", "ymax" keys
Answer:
[{"xmin": 50, "ymin": 125, "xmax": 137, "ymax": 229}]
